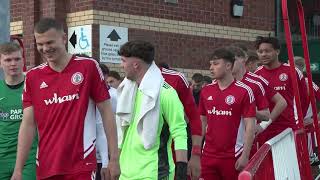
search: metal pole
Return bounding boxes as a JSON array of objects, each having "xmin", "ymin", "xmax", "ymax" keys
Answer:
[
  {"xmin": 276, "ymin": 0, "xmax": 281, "ymax": 37},
  {"xmin": 281, "ymin": 0, "xmax": 313, "ymax": 179},
  {"xmin": 0, "ymin": 0, "xmax": 10, "ymax": 80},
  {"xmin": 296, "ymin": 0, "xmax": 320, "ymax": 169}
]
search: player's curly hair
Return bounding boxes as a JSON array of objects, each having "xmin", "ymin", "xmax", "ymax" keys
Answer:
[
  {"xmin": 254, "ymin": 36, "xmax": 280, "ymax": 50},
  {"xmin": 118, "ymin": 40, "xmax": 155, "ymax": 64}
]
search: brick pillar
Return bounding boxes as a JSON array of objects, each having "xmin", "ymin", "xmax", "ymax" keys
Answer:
[
  {"xmin": 39, "ymin": 0, "xmax": 55, "ymax": 17},
  {"xmin": 92, "ymin": 24, "xmax": 100, "ymax": 59},
  {"xmin": 40, "ymin": 0, "xmax": 67, "ymax": 31},
  {"xmin": 22, "ymin": 0, "xmax": 40, "ymax": 68},
  {"xmin": 55, "ymin": 0, "xmax": 68, "ymax": 32}
]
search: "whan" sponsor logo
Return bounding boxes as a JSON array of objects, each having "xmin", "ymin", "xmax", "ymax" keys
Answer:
[
  {"xmin": 207, "ymin": 106, "xmax": 232, "ymax": 116},
  {"xmin": 44, "ymin": 93, "xmax": 80, "ymax": 105}
]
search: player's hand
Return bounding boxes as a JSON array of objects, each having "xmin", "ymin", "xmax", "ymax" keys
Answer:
[
  {"xmin": 101, "ymin": 167, "xmax": 111, "ymax": 180},
  {"xmin": 107, "ymin": 159, "xmax": 120, "ymax": 180},
  {"xmin": 235, "ymin": 154, "xmax": 249, "ymax": 171},
  {"xmin": 187, "ymin": 154, "xmax": 201, "ymax": 180},
  {"xmin": 10, "ymin": 170, "xmax": 22, "ymax": 180}
]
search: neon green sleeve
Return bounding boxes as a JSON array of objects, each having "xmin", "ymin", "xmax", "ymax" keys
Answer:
[{"xmin": 161, "ymin": 84, "xmax": 187, "ymax": 150}]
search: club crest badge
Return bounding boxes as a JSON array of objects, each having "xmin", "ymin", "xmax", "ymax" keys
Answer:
[
  {"xmin": 71, "ymin": 72, "xmax": 84, "ymax": 85},
  {"xmin": 279, "ymin": 73, "xmax": 288, "ymax": 81},
  {"xmin": 225, "ymin": 95, "xmax": 235, "ymax": 105}
]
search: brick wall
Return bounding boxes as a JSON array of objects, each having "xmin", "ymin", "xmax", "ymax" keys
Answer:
[
  {"xmin": 10, "ymin": 0, "xmax": 275, "ymax": 73},
  {"xmin": 39, "ymin": 0, "xmax": 68, "ymax": 31},
  {"xmin": 68, "ymin": 0, "xmax": 93, "ymax": 12},
  {"xmin": 130, "ymin": 29, "xmax": 237, "ymax": 69},
  {"xmin": 10, "ymin": 0, "xmax": 23, "ymax": 22},
  {"xmin": 92, "ymin": 0, "xmax": 275, "ymax": 31}
]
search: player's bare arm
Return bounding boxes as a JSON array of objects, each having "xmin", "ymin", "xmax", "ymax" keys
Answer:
[
  {"xmin": 257, "ymin": 93, "xmax": 287, "ymax": 134},
  {"xmin": 235, "ymin": 117, "xmax": 256, "ymax": 171},
  {"xmin": 269, "ymin": 93, "xmax": 287, "ymax": 123},
  {"xmin": 11, "ymin": 106, "xmax": 37, "ymax": 180},
  {"xmin": 256, "ymin": 109, "xmax": 270, "ymax": 122},
  {"xmin": 200, "ymin": 115, "xmax": 207, "ymax": 138},
  {"xmin": 188, "ymin": 134, "xmax": 202, "ymax": 180},
  {"xmin": 97, "ymin": 100, "xmax": 120, "ymax": 180}
]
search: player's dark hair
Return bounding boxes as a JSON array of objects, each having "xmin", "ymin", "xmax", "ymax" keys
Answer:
[
  {"xmin": 99, "ymin": 64, "xmax": 110, "ymax": 75},
  {"xmin": 109, "ymin": 71, "xmax": 122, "ymax": 80},
  {"xmin": 191, "ymin": 73, "xmax": 204, "ymax": 83},
  {"xmin": 209, "ymin": 47, "xmax": 235, "ymax": 65},
  {"xmin": 246, "ymin": 51, "xmax": 259, "ymax": 65},
  {"xmin": 118, "ymin": 40, "xmax": 155, "ymax": 64},
  {"xmin": 203, "ymin": 76, "xmax": 212, "ymax": 84},
  {"xmin": 157, "ymin": 62, "xmax": 170, "ymax": 69},
  {"xmin": 255, "ymin": 36, "xmax": 280, "ymax": 50}
]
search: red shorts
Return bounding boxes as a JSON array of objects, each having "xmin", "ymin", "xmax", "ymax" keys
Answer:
[
  {"xmin": 200, "ymin": 155, "xmax": 239, "ymax": 180},
  {"xmin": 41, "ymin": 171, "xmax": 96, "ymax": 180}
]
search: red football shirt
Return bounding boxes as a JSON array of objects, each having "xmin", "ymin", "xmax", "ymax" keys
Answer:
[
  {"xmin": 245, "ymin": 71, "xmax": 277, "ymax": 102},
  {"xmin": 255, "ymin": 64, "xmax": 309, "ymax": 130},
  {"xmin": 199, "ymin": 80, "xmax": 256, "ymax": 158},
  {"xmin": 23, "ymin": 56, "xmax": 110, "ymax": 178},
  {"xmin": 161, "ymin": 68, "xmax": 202, "ymax": 136},
  {"xmin": 309, "ymin": 80, "xmax": 320, "ymax": 101},
  {"xmin": 242, "ymin": 72, "xmax": 269, "ymax": 111}
]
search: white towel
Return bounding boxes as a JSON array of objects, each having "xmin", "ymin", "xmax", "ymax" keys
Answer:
[{"xmin": 116, "ymin": 62, "xmax": 164, "ymax": 149}]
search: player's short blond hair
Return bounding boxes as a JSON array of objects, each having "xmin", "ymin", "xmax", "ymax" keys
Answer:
[{"xmin": 0, "ymin": 42, "xmax": 21, "ymax": 56}]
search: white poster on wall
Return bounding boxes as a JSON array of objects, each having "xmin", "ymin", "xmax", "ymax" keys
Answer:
[
  {"xmin": 67, "ymin": 25, "xmax": 92, "ymax": 57},
  {"xmin": 100, "ymin": 25, "xmax": 128, "ymax": 63}
]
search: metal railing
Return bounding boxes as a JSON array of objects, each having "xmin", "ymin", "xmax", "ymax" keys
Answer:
[
  {"xmin": 239, "ymin": 128, "xmax": 305, "ymax": 180},
  {"xmin": 268, "ymin": 128, "xmax": 301, "ymax": 179}
]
